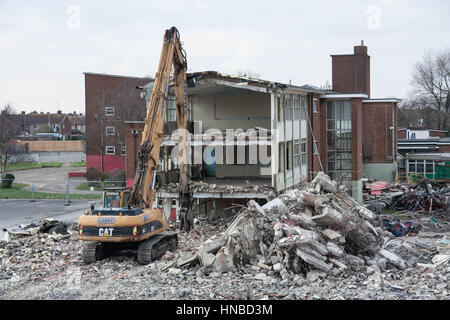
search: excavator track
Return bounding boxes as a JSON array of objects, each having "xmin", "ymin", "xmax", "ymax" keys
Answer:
[
  {"xmin": 82, "ymin": 241, "xmax": 102, "ymax": 264},
  {"xmin": 137, "ymin": 232, "xmax": 178, "ymax": 265}
]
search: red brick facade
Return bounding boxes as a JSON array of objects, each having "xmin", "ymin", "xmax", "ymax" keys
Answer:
[
  {"xmin": 84, "ymin": 73, "xmax": 152, "ymax": 175},
  {"xmin": 362, "ymin": 102, "xmax": 398, "ymax": 163}
]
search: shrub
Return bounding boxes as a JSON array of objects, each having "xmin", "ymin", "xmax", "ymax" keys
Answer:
[
  {"xmin": 84, "ymin": 166, "xmax": 101, "ymax": 181},
  {"xmin": 1, "ymin": 173, "xmax": 15, "ymax": 188}
]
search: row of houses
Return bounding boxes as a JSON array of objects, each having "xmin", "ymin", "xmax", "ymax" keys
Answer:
[
  {"xmin": 84, "ymin": 42, "xmax": 401, "ymax": 211},
  {"xmin": 5, "ymin": 111, "xmax": 85, "ymax": 140}
]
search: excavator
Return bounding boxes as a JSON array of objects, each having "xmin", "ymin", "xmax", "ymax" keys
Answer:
[{"xmin": 78, "ymin": 26, "xmax": 193, "ymax": 264}]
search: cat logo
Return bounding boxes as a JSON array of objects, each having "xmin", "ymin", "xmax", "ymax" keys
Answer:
[{"xmin": 99, "ymin": 228, "xmax": 114, "ymax": 237}]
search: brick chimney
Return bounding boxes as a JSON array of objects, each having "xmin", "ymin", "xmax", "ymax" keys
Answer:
[{"xmin": 331, "ymin": 41, "xmax": 370, "ymax": 97}]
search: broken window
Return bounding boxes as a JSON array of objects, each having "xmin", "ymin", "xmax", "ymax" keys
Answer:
[
  {"xmin": 286, "ymin": 141, "xmax": 292, "ymax": 170},
  {"xmin": 279, "ymin": 142, "xmax": 285, "ymax": 172},
  {"xmin": 277, "ymin": 96, "xmax": 283, "ymax": 122}
]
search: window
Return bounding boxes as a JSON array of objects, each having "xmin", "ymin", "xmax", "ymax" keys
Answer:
[
  {"xmin": 279, "ymin": 142, "xmax": 285, "ymax": 172},
  {"xmin": 105, "ymin": 107, "xmax": 115, "ymax": 116},
  {"xmin": 293, "ymin": 96, "xmax": 300, "ymax": 121},
  {"xmin": 104, "ymin": 194, "xmax": 121, "ymax": 208},
  {"xmin": 286, "ymin": 141, "xmax": 292, "ymax": 170},
  {"xmin": 121, "ymin": 146, "xmax": 126, "ymax": 156},
  {"xmin": 105, "ymin": 146, "xmax": 115, "ymax": 155},
  {"xmin": 300, "ymin": 95, "xmax": 307, "ymax": 120},
  {"xmin": 313, "ymin": 99, "xmax": 318, "ymax": 113},
  {"xmin": 106, "ymin": 126, "xmax": 115, "ymax": 136},
  {"xmin": 326, "ymin": 100, "xmax": 352, "ymax": 191},
  {"xmin": 408, "ymin": 160, "xmax": 416, "ymax": 173},
  {"xmin": 294, "ymin": 139, "xmax": 300, "ymax": 168},
  {"xmin": 277, "ymin": 96, "xmax": 283, "ymax": 121},
  {"xmin": 301, "ymin": 138, "xmax": 307, "ymax": 165},
  {"xmin": 426, "ymin": 160, "xmax": 434, "ymax": 175},
  {"xmin": 167, "ymin": 97, "xmax": 176, "ymax": 122},
  {"xmin": 285, "ymin": 95, "xmax": 292, "ymax": 121}
]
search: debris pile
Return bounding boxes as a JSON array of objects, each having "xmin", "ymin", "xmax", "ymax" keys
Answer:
[
  {"xmin": 159, "ymin": 180, "xmax": 276, "ymax": 197},
  {"xmin": 193, "ymin": 172, "xmax": 434, "ymax": 278},
  {"xmin": 390, "ymin": 179, "xmax": 450, "ymax": 212},
  {"xmin": 2, "ymin": 218, "xmax": 76, "ymax": 242},
  {"xmin": 365, "ymin": 178, "xmax": 449, "ymax": 213}
]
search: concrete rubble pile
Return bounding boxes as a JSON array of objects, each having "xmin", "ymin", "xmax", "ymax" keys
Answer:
[
  {"xmin": 2, "ymin": 218, "xmax": 76, "ymax": 242},
  {"xmin": 194, "ymin": 172, "xmax": 435, "ymax": 279}
]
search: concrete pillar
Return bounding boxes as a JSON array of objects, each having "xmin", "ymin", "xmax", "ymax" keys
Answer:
[
  {"xmin": 351, "ymin": 98, "xmax": 363, "ymax": 204},
  {"xmin": 162, "ymin": 198, "xmax": 172, "ymax": 221}
]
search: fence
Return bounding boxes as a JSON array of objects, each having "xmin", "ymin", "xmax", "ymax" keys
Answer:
[{"xmin": 17, "ymin": 140, "xmax": 85, "ymax": 152}]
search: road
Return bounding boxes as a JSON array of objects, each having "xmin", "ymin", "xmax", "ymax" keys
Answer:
[
  {"xmin": 0, "ymin": 199, "xmax": 102, "ymax": 239},
  {"xmin": 12, "ymin": 165, "xmax": 101, "ymax": 194}
]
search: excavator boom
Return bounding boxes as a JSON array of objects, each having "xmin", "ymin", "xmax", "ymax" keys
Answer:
[{"xmin": 128, "ymin": 27, "xmax": 192, "ymax": 229}]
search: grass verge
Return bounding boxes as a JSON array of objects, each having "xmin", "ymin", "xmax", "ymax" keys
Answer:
[
  {"xmin": 75, "ymin": 182, "xmax": 103, "ymax": 191},
  {"xmin": 6, "ymin": 162, "xmax": 63, "ymax": 171},
  {"xmin": 71, "ymin": 160, "xmax": 86, "ymax": 167},
  {"xmin": 0, "ymin": 183, "xmax": 98, "ymax": 200}
]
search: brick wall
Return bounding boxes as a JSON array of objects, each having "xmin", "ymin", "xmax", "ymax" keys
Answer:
[
  {"xmin": 362, "ymin": 102, "xmax": 398, "ymax": 163},
  {"xmin": 125, "ymin": 122, "xmax": 145, "ymax": 183},
  {"xmin": 331, "ymin": 45, "xmax": 370, "ymax": 97},
  {"xmin": 84, "ymin": 73, "xmax": 152, "ymax": 174}
]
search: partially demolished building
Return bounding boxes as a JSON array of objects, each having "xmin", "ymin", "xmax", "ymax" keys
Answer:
[{"xmin": 123, "ymin": 43, "xmax": 400, "ymax": 219}]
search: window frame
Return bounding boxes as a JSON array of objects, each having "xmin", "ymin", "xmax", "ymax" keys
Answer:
[
  {"xmin": 105, "ymin": 106, "xmax": 115, "ymax": 116},
  {"xmin": 105, "ymin": 146, "xmax": 115, "ymax": 155},
  {"xmin": 105, "ymin": 126, "xmax": 116, "ymax": 136}
]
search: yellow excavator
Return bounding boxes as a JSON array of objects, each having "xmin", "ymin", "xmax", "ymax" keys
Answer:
[{"xmin": 78, "ymin": 27, "xmax": 192, "ymax": 264}]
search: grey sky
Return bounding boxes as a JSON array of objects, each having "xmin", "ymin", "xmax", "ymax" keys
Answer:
[{"xmin": 1, "ymin": 0, "xmax": 449, "ymax": 114}]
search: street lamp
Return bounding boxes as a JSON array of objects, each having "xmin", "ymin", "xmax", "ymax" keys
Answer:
[{"xmin": 47, "ymin": 112, "xmax": 50, "ymax": 141}]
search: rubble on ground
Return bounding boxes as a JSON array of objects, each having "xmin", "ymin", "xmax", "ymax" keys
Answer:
[
  {"xmin": 1, "ymin": 173, "xmax": 450, "ymax": 300},
  {"xmin": 365, "ymin": 178, "xmax": 450, "ymax": 213},
  {"xmin": 192, "ymin": 172, "xmax": 440, "ymax": 278},
  {"xmin": 2, "ymin": 218, "xmax": 76, "ymax": 242}
]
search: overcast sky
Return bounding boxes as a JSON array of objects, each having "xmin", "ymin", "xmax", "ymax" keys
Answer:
[{"xmin": 1, "ymin": 0, "xmax": 449, "ymax": 114}]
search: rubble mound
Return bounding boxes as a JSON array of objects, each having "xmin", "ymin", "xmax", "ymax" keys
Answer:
[{"xmin": 195, "ymin": 172, "xmax": 434, "ymax": 278}]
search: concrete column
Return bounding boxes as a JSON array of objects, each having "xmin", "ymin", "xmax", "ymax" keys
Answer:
[{"xmin": 351, "ymin": 98, "xmax": 363, "ymax": 204}]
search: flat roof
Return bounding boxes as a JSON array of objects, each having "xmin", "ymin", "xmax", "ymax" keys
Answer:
[
  {"xmin": 362, "ymin": 98, "xmax": 401, "ymax": 103},
  {"xmin": 320, "ymin": 93, "xmax": 368, "ymax": 99},
  {"xmin": 84, "ymin": 72, "xmax": 153, "ymax": 80}
]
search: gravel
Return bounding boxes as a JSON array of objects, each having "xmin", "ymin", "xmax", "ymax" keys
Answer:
[{"xmin": 1, "ymin": 219, "xmax": 449, "ymax": 300}]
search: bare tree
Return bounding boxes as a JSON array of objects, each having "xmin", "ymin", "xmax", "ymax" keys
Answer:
[
  {"xmin": 411, "ymin": 49, "xmax": 450, "ymax": 130},
  {"xmin": 0, "ymin": 105, "xmax": 16, "ymax": 182}
]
